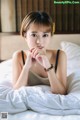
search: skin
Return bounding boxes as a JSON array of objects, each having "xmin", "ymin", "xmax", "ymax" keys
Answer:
[{"xmin": 12, "ymin": 23, "xmax": 67, "ymax": 94}]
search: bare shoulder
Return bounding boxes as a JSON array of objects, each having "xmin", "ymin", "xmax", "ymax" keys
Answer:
[
  {"xmin": 57, "ymin": 50, "xmax": 67, "ymax": 60},
  {"xmin": 53, "ymin": 49, "xmax": 67, "ymax": 64},
  {"xmin": 50, "ymin": 50, "xmax": 67, "ymax": 72},
  {"xmin": 46, "ymin": 49, "xmax": 67, "ymax": 63},
  {"xmin": 12, "ymin": 50, "xmax": 27, "ymax": 66},
  {"xmin": 51, "ymin": 49, "xmax": 66, "ymax": 58},
  {"xmin": 12, "ymin": 50, "xmax": 22, "ymax": 60}
]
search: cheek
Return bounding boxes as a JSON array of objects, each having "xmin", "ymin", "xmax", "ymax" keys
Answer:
[
  {"xmin": 43, "ymin": 39, "xmax": 50, "ymax": 47},
  {"xmin": 27, "ymin": 40, "xmax": 35, "ymax": 48},
  {"xmin": 25, "ymin": 37, "xmax": 34, "ymax": 49}
]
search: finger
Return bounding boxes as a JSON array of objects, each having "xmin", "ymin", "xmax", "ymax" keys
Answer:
[
  {"xmin": 30, "ymin": 46, "xmax": 39, "ymax": 52},
  {"xmin": 33, "ymin": 49, "xmax": 39, "ymax": 57},
  {"xmin": 35, "ymin": 53, "xmax": 42, "ymax": 60},
  {"xmin": 31, "ymin": 48, "xmax": 36, "ymax": 54},
  {"xmin": 31, "ymin": 47, "xmax": 40, "ymax": 53},
  {"xmin": 29, "ymin": 48, "xmax": 35, "ymax": 52},
  {"xmin": 32, "ymin": 48, "xmax": 40, "ymax": 58},
  {"xmin": 31, "ymin": 48, "xmax": 37, "ymax": 58}
]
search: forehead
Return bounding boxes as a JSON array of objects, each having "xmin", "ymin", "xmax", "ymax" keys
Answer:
[{"xmin": 28, "ymin": 23, "xmax": 51, "ymax": 33}]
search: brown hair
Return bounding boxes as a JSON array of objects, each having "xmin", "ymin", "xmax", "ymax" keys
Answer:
[{"xmin": 20, "ymin": 11, "xmax": 54, "ymax": 37}]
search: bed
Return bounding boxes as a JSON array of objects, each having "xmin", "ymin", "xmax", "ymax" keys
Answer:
[{"xmin": 0, "ymin": 34, "xmax": 80, "ymax": 120}]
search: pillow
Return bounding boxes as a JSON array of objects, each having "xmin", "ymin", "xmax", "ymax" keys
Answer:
[
  {"xmin": 0, "ymin": 59, "xmax": 12, "ymax": 87},
  {"xmin": 61, "ymin": 41, "xmax": 80, "ymax": 76},
  {"xmin": 67, "ymin": 69, "xmax": 80, "ymax": 94}
]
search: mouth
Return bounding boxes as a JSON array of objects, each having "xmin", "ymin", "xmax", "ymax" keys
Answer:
[{"xmin": 37, "ymin": 46, "xmax": 44, "ymax": 49}]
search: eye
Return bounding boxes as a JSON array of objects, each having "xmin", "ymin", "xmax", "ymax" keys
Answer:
[
  {"xmin": 43, "ymin": 34, "xmax": 48, "ymax": 37},
  {"xmin": 30, "ymin": 33, "xmax": 37, "ymax": 37}
]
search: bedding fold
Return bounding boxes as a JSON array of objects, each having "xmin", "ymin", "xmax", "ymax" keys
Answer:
[
  {"xmin": 0, "ymin": 81, "xmax": 80, "ymax": 115},
  {"xmin": 0, "ymin": 60, "xmax": 80, "ymax": 115}
]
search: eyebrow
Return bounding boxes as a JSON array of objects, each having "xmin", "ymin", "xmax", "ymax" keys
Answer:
[
  {"xmin": 31, "ymin": 31, "xmax": 37, "ymax": 33},
  {"xmin": 31, "ymin": 31, "xmax": 51, "ymax": 33}
]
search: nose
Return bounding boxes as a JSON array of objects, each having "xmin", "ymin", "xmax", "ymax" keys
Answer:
[{"xmin": 36, "ymin": 39, "xmax": 40, "ymax": 44}]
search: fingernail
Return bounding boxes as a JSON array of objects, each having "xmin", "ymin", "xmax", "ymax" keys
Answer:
[{"xmin": 30, "ymin": 48, "xmax": 33, "ymax": 52}]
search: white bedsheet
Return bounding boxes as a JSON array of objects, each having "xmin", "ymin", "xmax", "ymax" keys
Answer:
[
  {"xmin": 0, "ymin": 84, "xmax": 80, "ymax": 115},
  {"xmin": 0, "ymin": 59, "xmax": 80, "ymax": 120},
  {"xmin": 8, "ymin": 111, "xmax": 80, "ymax": 120}
]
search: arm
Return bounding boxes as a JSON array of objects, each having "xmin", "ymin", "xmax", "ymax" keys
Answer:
[
  {"xmin": 25, "ymin": 47, "xmax": 67, "ymax": 94},
  {"xmin": 12, "ymin": 51, "xmax": 30, "ymax": 89},
  {"xmin": 35, "ymin": 50, "xmax": 67, "ymax": 94},
  {"xmin": 45, "ymin": 51, "xmax": 67, "ymax": 94}
]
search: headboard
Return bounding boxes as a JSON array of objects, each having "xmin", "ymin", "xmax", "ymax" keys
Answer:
[{"xmin": 0, "ymin": 34, "xmax": 80, "ymax": 60}]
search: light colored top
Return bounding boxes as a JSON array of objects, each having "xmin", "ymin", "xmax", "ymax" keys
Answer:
[
  {"xmin": 21, "ymin": 50, "xmax": 60, "ymax": 86},
  {"xmin": 28, "ymin": 71, "xmax": 50, "ymax": 86}
]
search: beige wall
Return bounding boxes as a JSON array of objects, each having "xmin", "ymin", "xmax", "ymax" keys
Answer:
[
  {"xmin": 0, "ymin": 34, "xmax": 80, "ymax": 60},
  {"xmin": 1, "ymin": 0, "xmax": 16, "ymax": 32}
]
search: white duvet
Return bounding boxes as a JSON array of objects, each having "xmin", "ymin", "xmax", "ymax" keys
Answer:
[{"xmin": 0, "ymin": 60, "xmax": 80, "ymax": 115}]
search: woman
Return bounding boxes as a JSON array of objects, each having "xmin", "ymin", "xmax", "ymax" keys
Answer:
[{"xmin": 12, "ymin": 11, "xmax": 67, "ymax": 94}]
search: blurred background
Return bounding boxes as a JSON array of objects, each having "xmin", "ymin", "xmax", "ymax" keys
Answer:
[{"xmin": 0, "ymin": 0, "xmax": 80, "ymax": 34}]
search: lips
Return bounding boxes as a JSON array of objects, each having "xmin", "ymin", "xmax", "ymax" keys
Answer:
[{"xmin": 37, "ymin": 46, "xmax": 44, "ymax": 49}]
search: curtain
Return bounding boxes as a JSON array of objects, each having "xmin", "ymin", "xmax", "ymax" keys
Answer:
[{"xmin": 0, "ymin": 0, "xmax": 80, "ymax": 33}]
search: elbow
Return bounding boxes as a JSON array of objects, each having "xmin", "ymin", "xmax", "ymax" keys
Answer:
[
  {"xmin": 51, "ymin": 87, "xmax": 67, "ymax": 95},
  {"xmin": 12, "ymin": 83, "xmax": 20, "ymax": 90},
  {"xmin": 12, "ymin": 83, "xmax": 27, "ymax": 90},
  {"xmin": 12, "ymin": 85, "xmax": 18, "ymax": 90}
]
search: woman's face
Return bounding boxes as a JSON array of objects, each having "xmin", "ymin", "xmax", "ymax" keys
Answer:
[{"xmin": 25, "ymin": 23, "xmax": 52, "ymax": 50}]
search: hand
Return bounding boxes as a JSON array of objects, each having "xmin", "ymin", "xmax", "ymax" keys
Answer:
[
  {"xmin": 31, "ymin": 47, "xmax": 51, "ymax": 68},
  {"xmin": 25, "ymin": 50, "xmax": 36, "ymax": 69}
]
